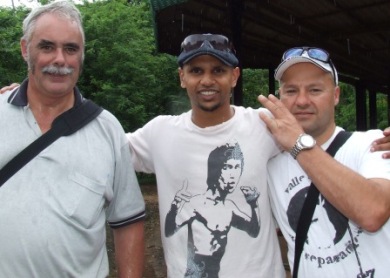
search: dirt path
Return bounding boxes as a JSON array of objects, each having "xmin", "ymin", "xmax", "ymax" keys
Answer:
[
  {"xmin": 107, "ymin": 184, "xmax": 166, "ymax": 278},
  {"xmin": 142, "ymin": 185, "xmax": 167, "ymax": 278}
]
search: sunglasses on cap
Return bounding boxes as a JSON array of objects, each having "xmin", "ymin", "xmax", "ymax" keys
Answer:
[
  {"xmin": 180, "ymin": 34, "xmax": 235, "ymax": 53},
  {"xmin": 282, "ymin": 47, "xmax": 331, "ymax": 63},
  {"xmin": 282, "ymin": 47, "xmax": 337, "ymax": 83}
]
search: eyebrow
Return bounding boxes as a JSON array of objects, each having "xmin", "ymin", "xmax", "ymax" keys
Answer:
[
  {"xmin": 64, "ymin": 42, "xmax": 81, "ymax": 50},
  {"xmin": 37, "ymin": 39, "xmax": 81, "ymax": 50},
  {"xmin": 37, "ymin": 39, "xmax": 55, "ymax": 47}
]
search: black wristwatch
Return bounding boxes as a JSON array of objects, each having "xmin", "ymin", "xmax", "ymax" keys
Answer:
[{"xmin": 290, "ymin": 133, "xmax": 316, "ymax": 159}]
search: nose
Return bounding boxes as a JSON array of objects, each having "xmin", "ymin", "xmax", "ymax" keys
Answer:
[
  {"xmin": 295, "ymin": 90, "xmax": 310, "ymax": 107},
  {"xmin": 52, "ymin": 48, "xmax": 66, "ymax": 65},
  {"xmin": 200, "ymin": 72, "xmax": 215, "ymax": 86}
]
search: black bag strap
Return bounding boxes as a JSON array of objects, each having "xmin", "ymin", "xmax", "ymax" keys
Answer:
[
  {"xmin": 292, "ymin": 131, "xmax": 352, "ymax": 278},
  {"xmin": 0, "ymin": 99, "xmax": 103, "ymax": 187}
]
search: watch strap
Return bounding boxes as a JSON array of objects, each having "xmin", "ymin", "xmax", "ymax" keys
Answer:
[{"xmin": 290, "ymin": 143, "xmax": 301, "ymax": 159}]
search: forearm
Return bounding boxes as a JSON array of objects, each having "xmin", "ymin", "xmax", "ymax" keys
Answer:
[
  {"xmin": 297, "ymin": 146, "xmax": 390, "ymax": 231},
  {"xmin": 113, "ymin": 221, "xmax": 145, "ymax": 278}
]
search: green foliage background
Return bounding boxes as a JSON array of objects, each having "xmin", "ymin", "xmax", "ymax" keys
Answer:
[
  {"xmin": 0, "ymin": 0, "xmax": 388, "ymax": 132},
  {"xmin": 0, "ymin": 6, "xmax": 27, "ymax": 85}
]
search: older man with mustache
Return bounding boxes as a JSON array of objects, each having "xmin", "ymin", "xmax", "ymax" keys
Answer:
[{"xmin": 0, "ymin": 2, "xmax": 145, "ymax": 277}]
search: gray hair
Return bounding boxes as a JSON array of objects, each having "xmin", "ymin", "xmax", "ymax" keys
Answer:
[{"xmin": 22, "ymin": 1, "xmax": 85, "ymax": 46}]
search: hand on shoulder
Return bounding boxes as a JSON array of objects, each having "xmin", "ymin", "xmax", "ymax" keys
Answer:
[
  {"xmin": 0, "ymin": 83, "xmax": 19, "ymax": 94},
  {"xmin": 371, "ymin": 127, "xmax": 390, "ymax": 159}
]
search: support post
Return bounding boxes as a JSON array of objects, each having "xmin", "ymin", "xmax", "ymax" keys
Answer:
[
  {"xmin": 355, "ymin": 81, "xmax": 367, "ymax": 131},
  {"xmin": 231, "ymin": 0, "xmax": 243, "ymax": 106}
]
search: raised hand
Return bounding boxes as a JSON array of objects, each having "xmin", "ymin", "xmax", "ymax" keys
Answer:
[{"xmin": 258, "ymin": 94, "xmax": 304, "ymax": 151}]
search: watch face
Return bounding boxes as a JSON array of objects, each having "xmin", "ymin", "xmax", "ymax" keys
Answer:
[{"xmin": 300, "ymin": 134, "xmax": 315, "ymax": 147}]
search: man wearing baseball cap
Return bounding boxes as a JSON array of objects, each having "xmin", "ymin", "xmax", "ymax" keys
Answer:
[
  {"xmin": 259, "ymin": 47, "xmax": 390, "ymax": 277},
  {"xmin": 128, "ymin": 33, "xmax": 286, "ymax": 277}
]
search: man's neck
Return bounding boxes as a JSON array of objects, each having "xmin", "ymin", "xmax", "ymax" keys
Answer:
[
  {"xmin": 191, "ymin": 106, "xmax": 235, "ymax": 128},
  {"xmin": 312, "ymin": 123, "xmax": 337, "ymax": 146},
  {"xmin": 27, "ymin": 89, "xmax": 75, "ymax": 133}
]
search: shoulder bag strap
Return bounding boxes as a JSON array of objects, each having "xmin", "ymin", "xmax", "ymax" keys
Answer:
[
  {"xmin": 292, "ymin": 131, "xmax": 352, "ymax": 278},
  {"xmin": 0, "ymin": 100, "xmax": 103, "ymax": 187}
]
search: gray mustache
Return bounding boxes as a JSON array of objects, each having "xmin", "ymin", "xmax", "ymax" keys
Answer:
[{"xmin": 42, "ymin": 65, "xmax": 74, "ymax": 75}]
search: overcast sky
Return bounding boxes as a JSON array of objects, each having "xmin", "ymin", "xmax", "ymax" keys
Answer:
[
  {"xmin": 0, "ymin": 0, "xmax": 89, "ymax": 8},
  {"xmin": 0, "ymin": 0, "xmax": 38, "ymax": 8}
]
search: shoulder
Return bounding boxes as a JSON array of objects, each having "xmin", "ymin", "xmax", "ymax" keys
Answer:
[
  {"xmin": 233, "ymin": 105, "xmax": 269, "ymax": 115},
  {"xmin": 150, "ymin": 113, "xmax": 187, "ymax": 125},
  {"xmin": 127, "ymin": 112, "xmax": 189, "ymax": 144},
  {"xmin": 336, "ymin": 129, "xmax": 384, "ymax": 161},
  {"xmin": 233, "ymin": 105, "xmax": 276, "ymax": 136},
  {"xmin": 338, "ymin": 129, "xmax": 390, "ymax": 178},
  {"xmin": 96, "ymin": 109, "xmax": 124, "ymax": 130},
  {"xmin": 88, "ymin": 109, "xmax": 128, "ymax": 147},
  {"xmin": 232, "ymin": 105, "xmax": 271, "ymax": 123},
  {"xmin": 136, "ymin": 111, "xmax": 189, "ymax": 131},
  {"xmin": 233, "ymin": 105, "xmax": 280, "ymax": 153},
  {"xmin": 351, "ymin": 129, "xmax": 384, "ymax": 140},
  {"xmin": 0, "ymin": 90, "xmax": 13, "ymax": 104},
  {"xmin": 343, "ymin": 129, "xmax": 384, "ymax": 149}
]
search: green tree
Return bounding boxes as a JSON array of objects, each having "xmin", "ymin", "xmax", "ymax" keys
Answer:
[
  {"xmin": 242, "ymin": 68, "xmax": 270, "ymax": 108},
  {"xmin": 376, "ymin": 93, "xmax": 388, "ymax": 130},
  {"xmin": 336, "ymin": 84, "xmax": 388, "ymax": 131},
  {"xmin": 0, "ymin": 7, "xmax": 28, "ymax": 86},
  {"xmin": 335, "ymin": 83, "xmax": 357, "ymax": 131},
  {"xmin": 78, "ymin": 0, "xmax": 179, "ymax": 131}
]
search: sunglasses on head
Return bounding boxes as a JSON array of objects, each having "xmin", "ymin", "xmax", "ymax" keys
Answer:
[
  {"xmin": 180, "ymin": 34, "xmax": 235, "ymax": 53},
  {"xmin": 282, "ymin": 47, "xmax": 337, "ymax": 83},
  {"xmin": 282, "ymin": 47, "xmax": 331, "ymax": 63}
]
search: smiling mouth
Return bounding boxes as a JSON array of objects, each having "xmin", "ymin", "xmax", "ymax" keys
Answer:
[
  {"xmin": 47, "ymin": 73, "xmax": 68, "ymax": 76},
  {"xmin": 200, "ymin": 90, "xmax": 217, "ymax": 96}
]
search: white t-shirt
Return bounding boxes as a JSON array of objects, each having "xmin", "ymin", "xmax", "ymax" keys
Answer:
[
  {"xmin": 268, "ymin": 127, "xmax": 390, "ymax": 278},
  {"xmin": 128, "ymin": 106, "xmax": 285, "ymax": 278}
]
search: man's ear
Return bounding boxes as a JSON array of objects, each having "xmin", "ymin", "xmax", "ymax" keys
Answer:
[
  {"xmin": 20, "ymin": 39, "xmax": 28, "ymax": 62},
  {"xmin": 178, "ymin": 67, "xmax": 186, "ymax": 89},
  {"xmin": 231, "ymin": 67, "xmax": 240, "ymax": 87},
  {"xmin": 334, "ymin": 86, "xmax": 340, "ymax": 106}
]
